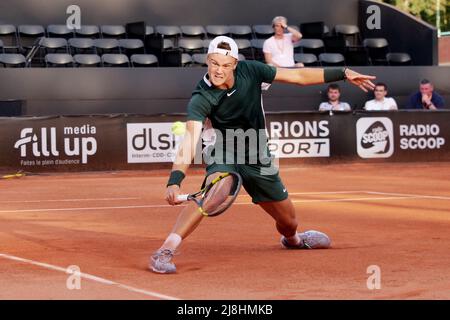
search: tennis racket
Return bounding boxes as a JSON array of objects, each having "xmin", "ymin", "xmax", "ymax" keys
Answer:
[{"xmin": 177, "ymin": 172, "xmax": 242, "ymax": 217}]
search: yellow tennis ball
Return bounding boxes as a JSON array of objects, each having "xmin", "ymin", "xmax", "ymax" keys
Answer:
[{"xmin": 171, "ymin": 121, "xmax": 186, "ymax": 136}]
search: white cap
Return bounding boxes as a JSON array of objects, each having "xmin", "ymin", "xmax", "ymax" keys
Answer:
[{"xmin": 207, "ymin": 36, "xmax": 239, "ymax": 60}]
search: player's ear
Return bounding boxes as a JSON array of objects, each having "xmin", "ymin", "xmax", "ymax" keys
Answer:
[{"xmin": 233, "ymin": 59, "xmax": 238, "ymax": 70}]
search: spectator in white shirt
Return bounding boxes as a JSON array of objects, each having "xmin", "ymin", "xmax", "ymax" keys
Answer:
[
  {"xmin": 263, "ymin": 16, "xmax": 303, "ymax": 68},
  {"xmin": 319, "ymin": 84, "xmax": 352, "ymax": 111},
  {"xmin": 364, "ymin": 83, "xmax": 398, "ymax": 111}
]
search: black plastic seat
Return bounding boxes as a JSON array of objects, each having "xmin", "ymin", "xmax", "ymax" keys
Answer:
[
  {"xmin": 229, "ymin": 25, "xmax": 252, "ymax": 39},
  {"xmin": 75, "ymin": 25, "xmax": 100, "ymax": 38},
  {"xmin": 294, "ymin": 53, "xmax": 318, "ymax": 66},
  {"xmin": 74, "ymin": 54, "xmax": 101, "ymax": 67},
  {"xmin": 102, "ymin": 53, "xmax": 130, "ymax": 67},
  {"xmin": 363, "ymin": 38, "xmax": 390, "ymax": 65},
  {"xmin": 180, "ymin": 26, "xmax": 206, "ymax": 39},
  {"xmin": 387, "ymin": 53, "xmax": 412, "ymax": 66},
  {"xmin": 68, "ymin": 38, "xmax": 96, "ymax": 54},
  {"xmin": 45, "ymin": 53, "xmax": 74, "ymax": 67},
  {"xmin": 252, "ymin": 25, "xmax": 273, "ymax": 39},
  {"xmin": 18, "ymin": 25, "xmax": 45, "ymax": 49},
  {"xmin": 47, "ymin": 25, "xmax": 74, "ymax": 39},
  {"xmin": 93, "ymin": 39, "xmax": 120, "ymax": 54},
  {"xmin": 298, "ymin": 39, "xmax": 324, "ymax": 55},
  {"xmin": 334, "ymin": 24, "xmax": 361, "ymax": 46},
  {"xmin": 101, "ymin": 25, "xmax": 126, "ymax": 39},
  {"xmin": 0, "ymin": 53, "xmax": 27, "ymax": 67},
  {"xmin": 130, "ymin": 54, "xmax": 158, "ymax": 67},
  {"xmin": 319, "ymin": 53, "xmax": 345, "ymax": 66},
  {"xmin": 178, "ymin": 38, "xmax": 204, "ymax": 54},
  {"xmin": 206, "ymin": 25, "xmax": 230, "ymax": 38}
]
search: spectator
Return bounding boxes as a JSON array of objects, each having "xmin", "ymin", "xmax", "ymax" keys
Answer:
[
  {"xmin": 263, "ymin": 16, "xmax": 303, "ymax": 68},
  {"xmin": 408, "ymin": 79, "xmax": 445, "ymax": 110},
  {"xmin": 364, "ymin": 83, "xmax": 398, "ymax": 111},
  {"xmin": 319, "ymin": 84, "xmax": 351, "ymax": 111}
]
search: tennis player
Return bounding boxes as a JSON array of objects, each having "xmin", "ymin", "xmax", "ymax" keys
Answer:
[{"xmin": 151, "ymin": 36, "xmax": 376, "ymax": 273}]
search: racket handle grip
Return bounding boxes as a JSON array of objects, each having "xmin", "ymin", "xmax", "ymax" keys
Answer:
[{"xmin": 177, "ymin": 194, "xmax": 189, "ymax": 202}]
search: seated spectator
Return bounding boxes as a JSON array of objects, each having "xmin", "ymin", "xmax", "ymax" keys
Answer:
[
  {"xmin": 364, "ymin": 83, "xmax": 398, "ymax": 111},
  {"xmin": 408, "ymin": 79, "xmax": 445, "ymax": 110},
  {"xmin": 318, "ymin": 84, "xmax": 352, "ymax": 111},
  {"xmin": 263, "ymin": 16, "xmax": 303, "ymax": 68}
]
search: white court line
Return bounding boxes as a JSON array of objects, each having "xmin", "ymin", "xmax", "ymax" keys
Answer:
[
  {"xmin": 0, "ymin": 253, "xmax": 179, "ymax": 300},
  {"xmin": 364, "ymin": 191, "xmax": 450, "ymax": 201},
  {"xmin": 0, "ymin": 197, "xmax": 140, "ymax": 204},
  {"xmin": 0, "ymin": 192, "xmax": 446, "ymax": 214},
  {"xmin": 0, "ymin": 204, "xmax": 177, "ymax": 214}
]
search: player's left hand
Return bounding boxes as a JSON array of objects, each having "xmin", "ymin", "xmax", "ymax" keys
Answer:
[{"xmin": 344, "ymin": 68, "xmax": 376, "ymax": 92}]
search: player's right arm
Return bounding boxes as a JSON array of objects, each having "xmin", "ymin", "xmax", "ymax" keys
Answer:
[{"xmin": 166, "ymin": 120, "xmax": 203, "ymax": 205}]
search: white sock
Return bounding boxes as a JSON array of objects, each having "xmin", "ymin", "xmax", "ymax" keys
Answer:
[
  {"xmin": 285, "ymin": 233, "xmax": 301, "ymax": 246},
  {"xmin": 161, "ymin": 233, "xmax": 182, "ymax": 251}
]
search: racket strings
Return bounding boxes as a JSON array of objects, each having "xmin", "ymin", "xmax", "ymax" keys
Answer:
[{"xmin": 201, "ymin": 175, "xmax": 239, "ymax": 215}]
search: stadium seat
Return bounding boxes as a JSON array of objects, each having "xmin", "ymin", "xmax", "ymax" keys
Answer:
[
  {"xmin": 192, "ymin": 53, "xmax": 207, "ymax": 66},
  {"xmin": 229, "ymin": 25, "xmax": 252, "ymax": 39},
  {"xmin": 363, "ymin": 38, "xmax": 390, "ymax": 65},
  {"xmin": 68, "ymin": 38, "xmax": 96, "ymax": 54},
  {"xmin": 180, "ymin": 26, "xmax": 206, "ymax": 39},
  {"xmin": 163, "ymin": 39, "xmax": 174, "ymax": 50},
  {"xmin": 74, "ymin": 54, "xmax": 101, "ymax": 67},
  {"xmin": 146, "ymin": 26, "xmax": 154, "ymax": 36},
  {"xmin": 47, "ymin": 25, "xmax": 74, "ymax": 39},
  {"xmin": 206, "ymin": 25, "xmax": 230, "ymax": 38},
  {"xmin": 319, "ymin": 53, "xmax": 346, "ymax": 66},
  {"xmin": 75, "ymin": 25, "xmax": 100, "ymax": 38},
  {"xmin": 252, "ymin": 25, "xmax": 273, "ymax": 39},
  {"xmin": 238, "ymin": 53, "xmax": 246, "ymax": 61},
  {"xmin": 156, "ymin": 26, "xmax": 181, "ymax": 46},
  {"xmin": 0, "ymin": 25, "xmax": 19, "ymax": 51},
  {"xmin": 387, "ymin": 52, "xmax": 412, "ymax": 66},
  {"xmin": 39, "ymin": 38, "xmax": 68, "ymax": 52},
  {"xmin": 181, "ymin": 53, "xmax": 193, "ymax": 66},
  {"xmin": 101, "ymin": 25, "xmax": 126, "ymax": 39},
  {"xmin": 297, "ymin": 39, "xmax": 324, "ymax": 55},
  {"xmin": 18, "ymin": 25, "xmax": 45, "ymax": 49},
  {"xmin": 102, "ymin": 53, "xmax": 130, "ymax": 67},
  {"xmin": 119, "ymin": 39, "xmax": 145, "ymax": 56},
  {"xmin": 0, "ymin": 40, "xmax": 3, "ymax": 54},
  {"xmin": 130, "ymin": 54, "xmax": 158, "ymax": 67},
  {"xmin": 235, "ymin": 39, "xmax": 253, "ymax": 60},
  {"xmin": 334, "ymin": 24, "xmax": 361, "ymax": 46},
  {"xmin": 294, "ymin": 53, "xmax": 318, "ymax": 66},
  {"xmin": 250, "ymin": 39, "xmax": 265, "ymax": 61},
  {"xmin": 94, "ymin": 39, "xmax": 120, "ymax": 54},
  {"xmin": 0, "ymin": 53, "xmax": 27, "ymax": 67},
  {"xmin": 299, "ymin": 22, "xmax": 326, "ymax": 39},
  {"xmin": 45, "ymin": 53, "xmax": 74, "ymax": 67},
  {"xmin": 178, "ymin": 38, "xmax": 204, "ymax": 54}
]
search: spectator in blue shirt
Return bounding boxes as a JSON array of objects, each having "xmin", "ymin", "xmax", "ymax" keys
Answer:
[{"xmin": 408, "ymin": 79, "xmax": 445, "ymax": 110}]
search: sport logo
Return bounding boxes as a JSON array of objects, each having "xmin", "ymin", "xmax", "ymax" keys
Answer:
[{"xmin": 356, "ymin": 117, "xmax": 394, "ymax": 158}]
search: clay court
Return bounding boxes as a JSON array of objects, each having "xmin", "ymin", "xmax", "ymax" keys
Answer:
[{"xmin": 0, "ymin": 161, "xmax": 449, "ymax": 300}]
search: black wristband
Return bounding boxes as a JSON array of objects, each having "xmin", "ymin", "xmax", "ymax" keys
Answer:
[
  {"xmin": 324, "ymin": 67, "xmax": 347, "ymax": 83},
  {"xmin": 167, "ymin": 170, "xmax": 185, "ymax": 187}
]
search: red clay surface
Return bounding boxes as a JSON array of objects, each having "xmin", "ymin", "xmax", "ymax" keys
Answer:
[{"xmin": 0, "ymin": 162, "xmax": 449, "ymax": 300}]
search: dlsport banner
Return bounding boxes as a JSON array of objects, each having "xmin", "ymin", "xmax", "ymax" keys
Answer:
[{"xmin": 0, "ymin": 111, "xmax": 449, "ymax": 172}]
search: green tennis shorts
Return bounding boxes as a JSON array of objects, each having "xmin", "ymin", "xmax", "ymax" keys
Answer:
[{"xmin": 205, "ymin": 163, "xmax": 289, "ymax": 204}]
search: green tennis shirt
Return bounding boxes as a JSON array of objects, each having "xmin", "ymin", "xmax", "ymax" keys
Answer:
[{"xmin": 187, "ymin": 61, "xmax": 276, "ymax": 162}]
